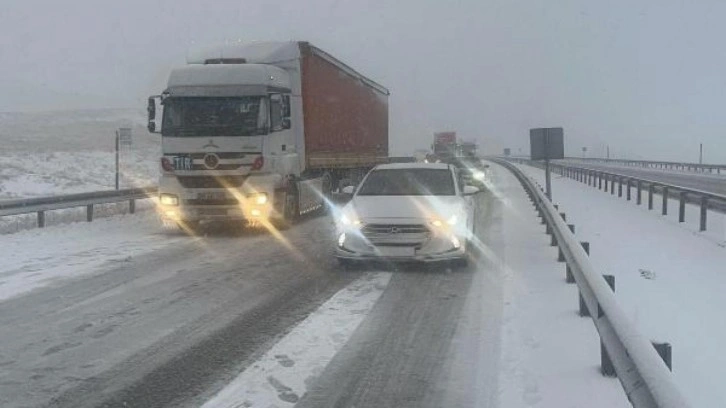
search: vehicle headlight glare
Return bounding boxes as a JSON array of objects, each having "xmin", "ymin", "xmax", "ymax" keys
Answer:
[
  {"xmin": 249, "ymin": 193, "xmax": 268, "ymax": 205},
  {"xmin": 430, "ymin": 219, "xmax": 444, "ymax": 228},
  {"xmin": 160, "ymin": 193, "xmax": 179, "ymax": 206},
  {"xmin": 338, "ymin": 232, "xmax": 346, "ymax": 247},
  {"xmin": 447, "ymin": 215, "xmax": 458, "ymax": 225}
]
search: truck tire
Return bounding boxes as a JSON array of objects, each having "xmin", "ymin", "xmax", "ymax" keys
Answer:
[
  {"xmin": 281, "ymin": 184, "xmax": 299, "ymax": 227},
  {"xmin": 320, "ymin": 172, "xmax": 333, "ymax": 214}
]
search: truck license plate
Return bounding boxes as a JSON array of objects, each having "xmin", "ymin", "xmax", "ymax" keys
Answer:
[{"xmin": 198, "ymin": 192, "xmax": 227, "ymax": 201}]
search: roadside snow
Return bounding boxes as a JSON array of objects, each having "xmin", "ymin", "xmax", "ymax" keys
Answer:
[
  {"xmin": 0, "ymin": 212, "xmax": 177, "ymax": 302},
  {"xmin": 201, "ymin": 272, "xmax": 391, "ymax": 408},
  {"xmin": 519, "ymin": 163, "xmax": 726, "ymax": 407},
  {"xmin": 489, "ymin": 162, "xmax": 628, "ymax": 407}
]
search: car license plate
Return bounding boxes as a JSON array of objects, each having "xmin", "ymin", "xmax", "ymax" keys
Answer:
[
  {"xmin": 198, "ymin": 192, "xmax": 227, "ymax": 201},
  {"xmin": 378, "ymin": 247, "xmax": 415, "ymax": 257},
  {"xmin": 173, "ymin": 156, "xmax": 193, "ymax": 171}
]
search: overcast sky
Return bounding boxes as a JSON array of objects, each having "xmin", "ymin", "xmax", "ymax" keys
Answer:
[{"xmin": 2, "ymin": 0, "xmax": 725, "ymax": 161}]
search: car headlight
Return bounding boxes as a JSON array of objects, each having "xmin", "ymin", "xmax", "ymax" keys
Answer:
[
  {"xmin": 248, "ymin": 193, "xmax": 268, "ymax": 205},
  {"xmin": 340, "ymin": 214, "xmax": 362, "ymax": 227},
  {"xmin": 473, "ymin": 171, "xmax": 485, "ymax": 180},
  {"xmin": 160, "ymin": 193, "xmax": 179, "ymax": 206},
  {"xmin": 430, "ymin": 215, "xmax": 458, "ymax": 228}
]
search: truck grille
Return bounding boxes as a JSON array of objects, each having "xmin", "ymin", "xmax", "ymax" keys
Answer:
[
  {"xmin": 361, "ymin": 224, "xmax": 430, "ymax": 246},
  {"xmin": 177, "ymin": 176, "xmax": 247, "ymax": 189},
  {"xmin": 185, "ymin": 199, "xmax": 240, "ymax": 206}
]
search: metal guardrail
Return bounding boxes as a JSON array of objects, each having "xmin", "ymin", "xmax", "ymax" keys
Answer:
[
  {"xmin": 564, "ymin": 157, "xmax": 726, "ymax": 174},
  {"xmin": 515, "ymin": 158, "xmax": 726, "ymax": 231},
  {"xmin": 493, "ymin": 158, "xmax": 691, "ymax": 408},
  {"xmin": 0, "ymin": 187, "xmax": 158, "ymax": 228}
]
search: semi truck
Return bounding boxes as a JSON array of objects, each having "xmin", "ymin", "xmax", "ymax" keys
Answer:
[
  {"xmin": 147, "ymin": 41, "xmax": 389, "ymax": 229},
  {"xmin": 432, "ymin": 131, "xmax": 457, "ymax": 161}
]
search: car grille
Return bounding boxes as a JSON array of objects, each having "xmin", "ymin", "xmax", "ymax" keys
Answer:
[
  {"xmin": 361, "ymin": 224, "xmax": 430, "ymax": 246},
  {"xmin": 177, "ymin": 176, "xmax": 247, "ymax": 189}
]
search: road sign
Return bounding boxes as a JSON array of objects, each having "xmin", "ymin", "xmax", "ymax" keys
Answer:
[
  {"xmin": 530, "ymin": 127, "xmax": 564, "ymax": 200},
  {"xmin": 118, "ymin": 127, "xmax": 132, "ymax": 146},
  {"xmin": 530, "ymin": 128, "xmax": 564, "ymax": 160}
]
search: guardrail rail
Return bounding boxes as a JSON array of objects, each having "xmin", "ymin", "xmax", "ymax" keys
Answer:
[
  {"xmin": 513, "ymin": 158, "xmax": 726, "ymax": 232},
  {"xmin": 0, "ymin": 187, "xmax": 158, "ymax": 228},
  {"xmin": 493, "ymin": 158, "xmax": 691, "ymax": 408}
]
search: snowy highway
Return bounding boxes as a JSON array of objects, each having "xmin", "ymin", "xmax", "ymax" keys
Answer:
[
  {"xmin": 559, "ymin": 160, "xmax": 726, "ymax": 196},
  {"xmin": 0, "ymin": 163, "xmax": 626, "ymax": 408}
]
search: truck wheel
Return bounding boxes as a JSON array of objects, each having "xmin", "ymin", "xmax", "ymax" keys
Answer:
[
  {"xmin": 320, "ymin": 173, "xmax": 333, "ymax": 214},
  {"xmin": 282, "ymin": 184, "xmax": 299, "ymax": 226}
]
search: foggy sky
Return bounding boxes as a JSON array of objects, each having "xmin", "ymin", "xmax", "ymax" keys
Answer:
[{"xmin": 2, "ymin": 0, "xmax": 726, "ymax": 161}]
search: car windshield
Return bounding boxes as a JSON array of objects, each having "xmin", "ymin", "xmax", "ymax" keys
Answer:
[
  {"xmin": 161, "ymin": 97, "xmax": 266, "ymax": 136},
  {"xmin": 357, "ymin": 168, "xmax": 455, "ymax": 196}
]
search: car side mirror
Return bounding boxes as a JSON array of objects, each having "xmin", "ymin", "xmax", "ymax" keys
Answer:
[
  {"xmin": 463, "ymin": 185, "xmax": 479, "ymax": 195},
  {"xmin": 341, "ymin": 185, "xmax": 355, "ymax": 195},
  {"xmin": 282, "ymin": 117, "xmax": 291, "ymax": 130}
]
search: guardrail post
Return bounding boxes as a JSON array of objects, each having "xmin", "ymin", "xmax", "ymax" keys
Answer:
[
  {"xmin": 37, "ymin": 211, "xmax": 45, "ymax": 228},
  {"xmin": 636, "ymin": 181, "xmax": 642, "ymax": 205},
  {"xmin": 611, "ymin": 177, "xmax": 616, "ymax": 195},
  {"xmin": 600, "ymin": 274, "xmax": 616, "ymax": 376},
  {"xmin": 662, "ymin": 187, "xmax": 669, "ymax": 215},
  {"xmin": 129, "ymin": 199, "xmax": 136, "ymax": 214},
  {"xmin": 598, "ymin": 173, "xmax": 603, "ymax": 190},
  {"xmin": 679, "ymin": 192, "xmax": 687, "ymax": 222},
  {"xmin": 648, "ymin": 185, "xmax": 654, "ymax": 210},
  {"xmin": 626, "ymin": 179, "xmax": 631, "ymax": 200},
  {"xmin": 578, "ymin": 241, "xmax": 591, "ymax": 317},
  {"xmin": 700, "ymin": 197, "xmax": 708, "ymax": 231},
  {"xmin": 564, "ymin": 224, "xmax": 576, "ymax": 282},
  {"xmin": 87, "ymin": 204, "xmax": 94, "ymax": 222},
  {"xmin": 618, "ymin": 177, "xmax": 623, "ymax": 197},
  {"xmin": 652, "ymin": 342, "xmax": 673, "ymax": 371}
]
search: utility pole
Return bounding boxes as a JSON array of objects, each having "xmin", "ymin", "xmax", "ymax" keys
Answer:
[
  {"xmin": 115, "ymin": 130, "xmax": 120, "ymax": 190},
  {"xmin": 606, "ymin": 145, "xmax": 610, "ymax": 160},
  {"xmin": 699, "ymin": 143, "xmax": 703, "ymax": 164}
]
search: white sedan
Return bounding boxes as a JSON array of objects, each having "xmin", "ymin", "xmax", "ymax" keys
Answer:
[{"xmin": 335, "ymin": 163, "xmax": 479, "ymax": 267}]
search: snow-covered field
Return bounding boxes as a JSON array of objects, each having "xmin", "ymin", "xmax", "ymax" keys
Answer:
[
  {"xmin": 0, "ymin": 109, "xmax": 160, "ymax": 233},
  {"xmin": 519, "ymin": 163, "xmax": 726, "ymax": 407},
  {"xmin": 0, "ymin": 109, "xmax": 159, "ymax": 199}
]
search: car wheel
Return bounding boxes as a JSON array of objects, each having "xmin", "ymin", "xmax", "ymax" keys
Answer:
[{"xmin": 337, "ymin": 258, "xmax": 359, "ymax": 271}]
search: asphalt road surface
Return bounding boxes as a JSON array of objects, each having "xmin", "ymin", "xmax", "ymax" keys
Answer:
[
  {"xmin": 0, "ymin": 185, "xmax": 504, "ymax": 408},
  {"xmin": 559, "ymin": 160, "xmax": 726, "ymax": 196}
]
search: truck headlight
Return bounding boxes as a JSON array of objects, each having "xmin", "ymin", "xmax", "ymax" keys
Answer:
[
  {"xmin": 160, "ymin": 193, "xmax": 179, "ymax": 206},
  {"xmin": 249, "ymin": 193, "xmax": 268, "ymax": 205},
  {"xmin": 473, "ymin": 171, "xmax": 485, "ymax": 180}
]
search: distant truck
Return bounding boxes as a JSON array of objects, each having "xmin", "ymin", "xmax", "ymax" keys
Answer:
[
  {"xmin": 460, "ymin": 141, "xmax": 477, "ymax": 157},
  {"xmin": 432, "ymin": 131, "xmax": 457, "ymax": 161},
  {"xmin": 147, "ymin": 41, "xmax": 389, "ymax": 228}
]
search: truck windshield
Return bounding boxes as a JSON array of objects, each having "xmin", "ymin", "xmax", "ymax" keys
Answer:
[
  {"xmin": 162, "ymin": 97, "xmax": 267, "ymax": 137},
  {"xmin": 357, "ymin": 169, "xmax": 456, "ymax": 196}
]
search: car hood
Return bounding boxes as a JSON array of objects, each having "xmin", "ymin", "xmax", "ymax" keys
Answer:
[{"xmin": 348, "ymin": 195, "xmax": 464, "ymax": 221}]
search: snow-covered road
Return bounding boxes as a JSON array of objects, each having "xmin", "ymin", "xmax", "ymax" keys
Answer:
[{"xmin": 0, "ymin": 163, "xmax": 628, "ymax": 408}]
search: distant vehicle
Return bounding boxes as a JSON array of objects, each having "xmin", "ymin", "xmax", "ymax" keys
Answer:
[
  {"xmin": 335, "ymin": 163, "xmax": 479, "ymax": 267},
  {"xmin": 147, "ymin": 41, "xmax": 389, "ymax": 230},
  {"xmin": 432, "ymin": 131, "xmax": 457, "ymax": 161}
]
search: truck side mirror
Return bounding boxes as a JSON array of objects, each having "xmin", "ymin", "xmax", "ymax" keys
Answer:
[{"xmin": 147, "ymin": 96, "xmax": 159, "ymax": 133}]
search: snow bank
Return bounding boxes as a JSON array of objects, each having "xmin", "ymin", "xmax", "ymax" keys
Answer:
[{"xmin": 519, "ymin": 163, "xmax": 726, "ymax": 407}]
